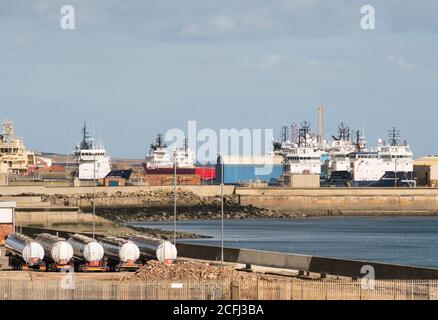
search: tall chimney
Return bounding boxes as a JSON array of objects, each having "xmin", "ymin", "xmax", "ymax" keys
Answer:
[{"xmin": 317, "ymin": 105, "xmax": 324, "ymax": 146}]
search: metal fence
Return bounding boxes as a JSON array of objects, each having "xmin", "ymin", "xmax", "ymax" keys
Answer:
[
  {"xmin": 1, "ymin": 278, "xmax": 438, "ymax": 300},
  {"xmin": 0, "ymin": 279, "xmax": 230, "ymax": 300},
  {"xmin": 237, "ymin": 278, "xmax": 438, "ymax": 300}
]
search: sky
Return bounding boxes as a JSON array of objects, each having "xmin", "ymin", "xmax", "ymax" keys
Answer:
[{"xmin": 0, "ymin": 0, "xmax": 437, "ymax": 158}]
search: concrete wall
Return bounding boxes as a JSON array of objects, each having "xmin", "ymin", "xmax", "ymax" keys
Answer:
[
  {"xmin": 0, "ymin": 185, "xmax": 236, "ymax": 197},
  {"xmin": 288, "ymin": 174, "xmax": 320, "ymax": 188},
  {"xmin": 176, "ymin": 242, "xmax": 438, "ymax": 280},
  {"xmin": 4, "ymin": 184, "xmax": 438, "ymax": 214},
  {"xmin": 15, "ymin": 211, "xmax": 113, "ymax": 227},
  {"xmin": 236, "ymin": 187, "xmax": 438, "ymax": 213},
  {"xmin": 0, "ymin": 174, "xmax": 7, "ymax": 186}
]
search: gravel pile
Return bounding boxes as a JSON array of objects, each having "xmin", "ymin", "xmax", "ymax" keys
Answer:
[{"xmin": 120, "ymin": 260, "xmax": 255, "ymax": 282}]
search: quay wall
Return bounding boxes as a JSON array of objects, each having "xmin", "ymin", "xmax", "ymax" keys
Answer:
[
  {"xmin": 236, "ymin": 187, "xmax": 438, "ymax": 214},
  {"xmin": 2, "ymin": 185, "xmax": 438, "ymax": 214},
  {"xmin": 0, "ymin": 185, "xmax": 235, "ymax": 197},
  {"xmin": 15, "ymin": 211, "xmax": 113, "ymax": 227}
]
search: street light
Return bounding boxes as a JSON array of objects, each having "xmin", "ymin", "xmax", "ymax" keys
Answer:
[
  {"xmin": 217, "ymin": 152, "xmax": 224, "ymax": 265},
  {"xmin": 173, "ymin": 148, "xmax": 177, "ymax": 246},
  {"xmin": 92, "ymin": 151, "xmax": 96, "ymax": 239}
]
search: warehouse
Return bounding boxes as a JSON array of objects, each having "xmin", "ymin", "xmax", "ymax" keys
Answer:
[
  {"xmin": 414, "ymin": 157, "xmax": 438, "ymax": 187},
  {"xmin": 216, "ymin": 155, "xmax": 283, "ymax": 185}
]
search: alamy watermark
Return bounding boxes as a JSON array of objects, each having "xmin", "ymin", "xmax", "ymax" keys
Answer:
[
  {"xmin": 60, "ymin": 266, "xmax": 76, "ymax": 290},
  {"xmin": 165, "ymin": 121, "xmax": 275, "ymax": 175},
  {"xmin": 361, "ymin": 5, "xmax": 375, "ymax": 30},
  {"xmin": 361, "ymin": 265, "xmax": 375, "ymax": 290},
  {"xmin": 60, "ymin": 5, "xmax": 75, "ymax": 30}
]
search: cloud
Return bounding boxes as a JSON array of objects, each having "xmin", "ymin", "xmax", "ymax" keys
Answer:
[
  {"xmin": 387, "ymin": 56, "xmax": 416, "ymax": 69},
  {"xmin": 179, "ymin": 23, "xmax": 203, "ymax": 36},
  {"xmin": 209, "ymin": 15, "xmax": 237, "ymax": 33},
  {"xmin": 229, "ymin": 54, "xmax": 326, "ymax": 70},
  {"xmin": 257, "ymin": 54, "xmax": 288, "ymax": 69}
]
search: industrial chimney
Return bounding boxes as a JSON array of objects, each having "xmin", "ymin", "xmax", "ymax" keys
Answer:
[{"xmin": 317, "ymin": 106, "xmax": 324, "ymax": 146}]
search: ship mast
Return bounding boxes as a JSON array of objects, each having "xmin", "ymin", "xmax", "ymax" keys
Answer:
[
  {"xmin": 2, "ymin": 119, "xmax": 14, "ymax": 143},
  {"xmin": 298, "ymin": 121, "xmax": 311, "ymax": 147},
  {"xmin": 80, "ymin": 121, "xmax": 94, "ymax": 150}
]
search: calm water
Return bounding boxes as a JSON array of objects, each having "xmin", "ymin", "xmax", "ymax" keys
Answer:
[{"xmin": 130, "ymin": 217, "xmax": 438, "ymax": 268}]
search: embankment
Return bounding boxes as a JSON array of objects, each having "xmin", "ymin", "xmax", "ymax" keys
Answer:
[
  {"xmin": 236, "ymin": 187, "xmax": 438, "ymax": 215},
  {"xmin": 3, "ymin": 185, "xmax": 438, "ymax": 219}
]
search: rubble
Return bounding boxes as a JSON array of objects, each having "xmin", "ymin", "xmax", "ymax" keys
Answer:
[
  {"xmin": 120, "ymin": 260, "xmax": 256, "ymax": 282},
  {"xmin": 42, "ymin": 190, "xmax": 302, "ymax": 223}
]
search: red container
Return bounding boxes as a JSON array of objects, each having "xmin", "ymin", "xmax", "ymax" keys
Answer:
[{"xmin": 195, "ymin": 167, "xmax": 216, "ymax": 181}]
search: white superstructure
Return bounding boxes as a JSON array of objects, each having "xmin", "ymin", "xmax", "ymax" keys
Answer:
[
  {"xmin": 378, "ymin": 128, "xmax": 414, "ymax": 175},
  {"xmin": 74, "ymin": 123, "xmax": 111, "ymax": 180},
  {"xmin": 349, "ymin": 151, "xmax": 384, "ymax": 183},
  {"xmin": 173, "ymin": 140, "xmax": 196, "ymax": 168},
  {"xmin": 327, "ymin": 123, "xmax": 356, "ymax": 173},
  {"xmin": 281, "ymin": 122, "xmax": 322, "ymax": 175},
  {"xmin": 348, "ymin": 128, "xmax": 414, "ymax": 187},
  {"xmin": 145, "ymin": 135, "xmax": 195, "ymax": 169},
  {"xmin": 0, "ymin": 119, "xmax": 36, "ymax": 175}
]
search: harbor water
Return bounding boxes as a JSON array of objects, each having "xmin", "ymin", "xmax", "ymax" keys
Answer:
[{"xmin": 131, "ymin": 217, "xmax": 438, "ymax": 268}]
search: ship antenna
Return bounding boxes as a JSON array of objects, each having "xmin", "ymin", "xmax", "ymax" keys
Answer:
[
  {"xmin": 388, "ymin": 127, "xmax": 401, "ymax": 146},
  {"xmin": 281, "ymin": 126, "xmax": 289, "ymax": 143},
  {"xmin": 298, "ymin": 121, "xmax": 311, "ymax": 147}
]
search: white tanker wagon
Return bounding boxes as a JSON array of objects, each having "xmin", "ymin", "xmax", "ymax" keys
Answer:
[
  {"xmin": 99, "ymin": 236, "xmax": 141, "ymax": 272},
  {"xmin": 129, "ymin": 235, "xmax": 177, "ymax": 264},
  {"xmin": 5, "ymin": 234, "xmax": 45, "ymax": 271},
  {"xmin": 35, "ymin": 233, "xmax": 74, "ymax": 272},
  {"xmin": 67, "ymin": 234, "xmax": 107, "ymax": 272}
]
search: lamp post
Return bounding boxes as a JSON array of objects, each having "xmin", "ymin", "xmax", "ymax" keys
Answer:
[
  {"xmin": 173, "ymin": 149, "xmax": 177, "ymax": 246},
  {"xmin": 92, "ymin": 151, "xmax": 96, "ymax": 239},
  {"xmin": 217, "ymin": 152, "xmax": 224, "ymax": 265}
]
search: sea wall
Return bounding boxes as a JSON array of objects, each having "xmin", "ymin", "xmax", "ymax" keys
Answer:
[
  {"xmin": 15, "ymin": 211, "xmax": 113, "ymax": 227},
  {"xmin": 236, "ymin": 187, "xmax": 438, "ymax": 214},
  {"xmin": 3, "ymin": 185, "xmax": 438, "ymax": 215},
  {"xmin": 0, "ymin": 185, "xmax": 235, "ymax": 197}
]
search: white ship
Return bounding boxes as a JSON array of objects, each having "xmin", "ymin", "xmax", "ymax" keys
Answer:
[
  {"xmin": 145, "ymin": 135, "xmax": 195, "ymax": 170},
  {"xmin": 378, "ymin": 127, "xmax": 414, "ymax": 177},
  {"xmin": 328, "ymin": 127, "xmax": 414, "ymax": 187},
  {"xmin": 173, "ymin": 139, "xmax": 196, "ymax": 169},
  {"xmin": 74, "ymin": 123, "xmax": 111, "ymax": 180},
  {"xmin": 281, "ymin": 122, "xmax": 322, "ymax": 175},
  {"xmin": 145, "ymin": 134, "xmax": 173, "ymax": 169},
  {"xmin": 327, "ymin": 123, "xmax": 356, "ymax": 173},
  {"xmin": 0, "ymin": 119, "xmax": 35, "ymax": 175}
]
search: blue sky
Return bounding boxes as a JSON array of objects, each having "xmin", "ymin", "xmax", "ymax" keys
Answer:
[{"xmin": 0, "ymin": 0, "xmax": 437, "ymax": 158}]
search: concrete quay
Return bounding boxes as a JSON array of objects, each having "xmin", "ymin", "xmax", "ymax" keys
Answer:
[{"xmin": 2, "ymin": 185, "xmax": 438, "ymax": 216}]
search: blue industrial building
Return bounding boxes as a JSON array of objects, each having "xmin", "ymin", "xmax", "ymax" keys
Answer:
[{"xmin": 216, "ymin": 155, "xmax": 284, "ymax": 185}]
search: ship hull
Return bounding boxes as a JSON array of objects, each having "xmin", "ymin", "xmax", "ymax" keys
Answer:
[
  {"xmin": 326, "ymin": 171, "xmax": 415, "ymax": 187},
  {"xmin": 352, "ymin": 171, "xmax": 415, "ymax": 187}
]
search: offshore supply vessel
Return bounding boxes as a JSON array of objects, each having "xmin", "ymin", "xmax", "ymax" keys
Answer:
[
  {"xmin": 144, "ymin": 134, "xmax": 215, "ymax": 184},
  {"xmin": 326, "ymin": 127, "xmax": 415, "ymax": 187},
  {"xmin": 281, "ymin": 122, "xmax": 322, "ymax": 176},
  {"xmin": 144, "ymin": 134, "xmax": 195, "ymax": 174},
  {"xmin": 74, "ymin": 122, "xmax": 111, "ymax": 180}
]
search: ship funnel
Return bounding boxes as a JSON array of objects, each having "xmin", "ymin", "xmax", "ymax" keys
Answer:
[{"xmin": 317, "ymin": 106, "xmax": 324, "ymax": 146}]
